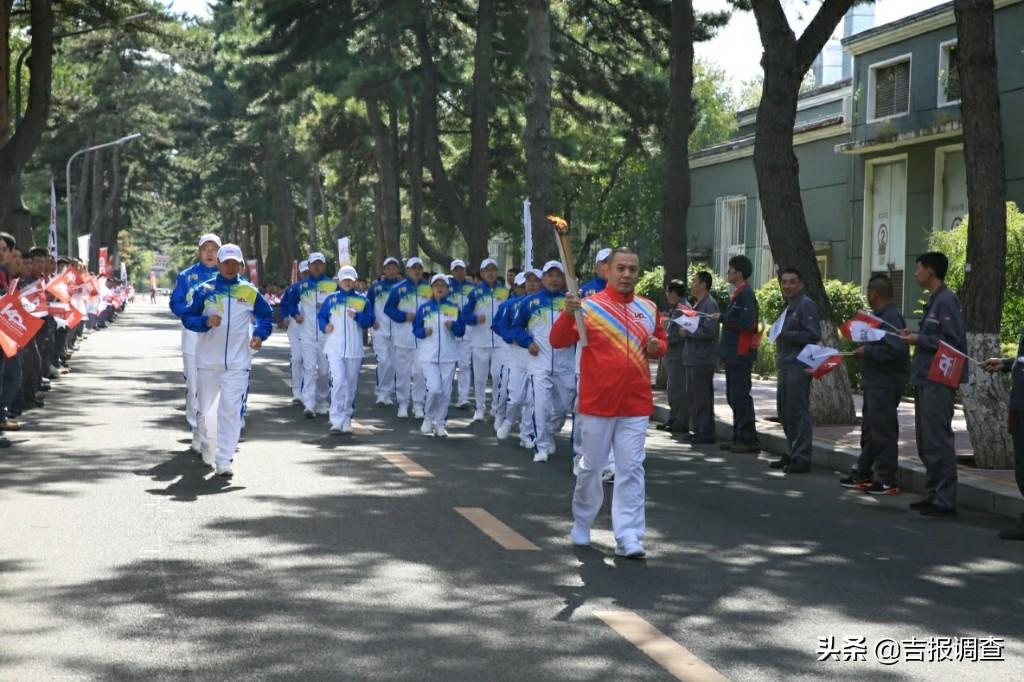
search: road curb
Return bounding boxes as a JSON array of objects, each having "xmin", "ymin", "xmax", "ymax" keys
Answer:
[{"xmin": 651, "ymin": 404, "xmax": 1024, "ymax": 521}]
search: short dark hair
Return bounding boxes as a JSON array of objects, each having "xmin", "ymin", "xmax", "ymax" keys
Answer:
[
  {"xmin": 608, "ymin": 246, "xmax": 638, "ymax": 264},
  {"xmin": 667, "ymin": 279, "xmax": 687, "ymax": 297},
  {"xmin": 28, "ymin": 246, "xmax": 48, "ymax": 258},
  {"xmin": 0, "ymin": 232, "xmax": 14, "ymax": 249},
  {"xmin": 728, "ymin": 255, "xmax": 752, "ymax": 279},
  {"xmin": 779, "ymin": 267, "xmax": 803, "ymax": 282},
  {"xmin": 916, "ymin": 251, "xmax": 949, "ymax": 280},
  {"xmin": 867, "ymin": 274, "xmax": 894, "ymax": 299},
  {"xmin": 695, "ymin": 271, "xmax": 713, "ymax": 291}
]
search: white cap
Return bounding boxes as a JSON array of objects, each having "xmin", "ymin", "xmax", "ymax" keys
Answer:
[
  {"xmin": 450, "ymin": 259, "xmax": 467, "ymax": 270},
  {"xmin": 542, "ymin": 260, "xmax": 564, "ymax": 273},
  {"xmin": 383, "ymin": 256, "xmax": 400, "ymax": 267},
  {"xmin": 430, "ymin": 273, "xmax": 449, "ymax": 286},
  {"xmin": 406, "ymin": 257, "xmax": 424, "ymax": 269},
  {"xmin": 298, "ymin": 260, "xmax": 310, "ymax": 272},
  {"xmin": 337, "ymin": 266, "xmax": 358, "ymax": 282},
  {"xmin": 217, "ymin": 244, "xmax": 244, "ymax": 263},
  {"xmin": 308, "ymin": 252, "xmax": 326, "ymax": 264},
  {"xmin": 198, "ymin": 233, "xmax": 222, "ymax": 248},
  {"xmin": 527, "ymin": 269, "xmax": 542, "ymax": 279},
  {"xmin": 595, "ymin": 247, "xmax": 613, "ymax": 263},
  {"xmin": 513, "ymin": 272, "xmax": 527, "ymax": 286},
  {"xmin": 480, "ymin": 258, "xmax": 498, "ymax": 271}
]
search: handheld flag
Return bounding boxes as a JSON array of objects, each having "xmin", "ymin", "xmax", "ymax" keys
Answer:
[
  {"xmin": 767, "ymin": 308, "xmax": 787, "ymax": 343},
  {"xmin": 927, "ymin": 341, "xmax": 967, "ymax": 388},
  {"xmin": 0, "ymin": 291, "xmax": 45, "ymax": 358},
  {"xmin": 797, "ymin": 344, "xmax": 846, "ymax": 379},
  {"xmin": 672, "ymin": 313, "xmax": 701, "ymax": 333},
  {"xmin": 848, "ymin": 322, "xmax": 887, "ymax": 343},
  {"xmin": 840, "ymin": 310, "xmax": 883, "ymax": 339},
  {"xmin": 48, "ymin": 179, "xmax": 58, "ymax": 259},
  {"xmin": 45, "ymin": 272, "xmax": 72, "ymax": 303}
]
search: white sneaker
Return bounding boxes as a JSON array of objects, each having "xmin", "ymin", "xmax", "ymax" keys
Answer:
[
  {"xmin": 615, "ymin": 540, "xmax": 647, "ymax": 559},
  {"xmin": 472, "ymin": 409, "xmax": 485, "ymax": 422},
  {"xmin": 533, "ymin": 451, "xmax": 549, "ymax": 463},
  {"xmin": 570, "ymin": 524, "xmax": 591, "ymax": 546},
  {"xmin": 341, "ymin": 420, "xmax": 353, "ymax": 434},
  {"xmin": 215, "ymin": 464, "xmax": 234, "ymax": 479},
  {"xmin": 493, "ymin": 418, "xmax": 505, "ymax": 435},
  {"xmin": 201, "ymin": 445, "xmax": 215, "ymax": 468},
  {"xmin": 375, "ymin": 398, "xmax": 386, "ymax": 407},
  {"xmin": 383, "ymin": 398, "xmax": 394, "ymax": 406},
  {"xmin": 315, "ymin": 402, "xmax": 329, "ymax": 415},
  {"xmin": 397, "ymin": 405, "xmax": 409, "ymax": 419},
  {"xmin": 191, "ymin": 433, "xmax": 202, "ymax": 453},
  {"xmin": 455, "ymin": 401, "xmax": 470, "ymax": 409},
  {"xmin": 572, "ymin": 457, "xmax": 581, "ymax": 476},
  {"xmin": 434, "ymin": 423, "xmax": 449, "ymax": 438},
  {"xmin": 413, "ymin": 406, "xmax": 425, "ymax": 420},
  {"xmin": 420, "ymin": 419, "xmax": 434, "ymax": 435},
  {"xmin": 602, "ymin": 469, "xmax": 615, "ymax": 484},
  {"xmin": 329, "ymin": 424, "xmax": 343, "ymax": 434},
  {"xmin": 519, "ymin": 438, "xmax": 535, "ymax": 450},
  {"xmin": 496, "ymin": 420, "xmax": 512, "ymax": 440}
]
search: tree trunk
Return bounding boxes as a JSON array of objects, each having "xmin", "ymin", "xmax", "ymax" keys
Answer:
[
  {"xmin": 467, "ymin": 0, "xmax": 495, "ymax": 267},
  {"xmin": 750, "ymin": 0, "xmax": 856, "ymax": 425},
  {"xmin": 955, "ymin": 0, "xmax": 1013, "ymax": 468},
  {"xmin": 526, "ymin": 0, "xmax": 557, "ymax": 264},
  {"xmin": 662, "ymin": 0, "xmax": 693, "ymax": 287},
  {"xmin": 263, "ymin": 154, "xmax": 299, "ymax": 280},
  {"xmin": 366, "ymin": 98, "xmax": 403, "ymax": 263},
  {"xmin": 305, "ymin": 183, "xmax": 318, "ymax": 252},
  {"xmin": 88, "ymin": 148, "xmax": 104, "ymax": 269}
]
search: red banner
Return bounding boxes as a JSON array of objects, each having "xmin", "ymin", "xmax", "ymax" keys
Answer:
[
  {"xmin": 98, "ymin": 247, "xmax": 110, "ymax": 276},
  {"xmin": 0, "ymin": 291, "xmax": 44, "ymax": 358},
  {"xmin": 806, "ymin": 354, "xmax": 844, "ymax": 379},
  {"xmin": 927, "ymin": 341, "xmax": 967, "ymax": 388},
  {"xmin": 45, "ymin": 272, "xmax": 72, "ymax": 303},
  {"xmin": 840, "ymin": 310, "xmax": 883, "ymax": 340},
  {"xmin": 290, "ymin": 260, "xmax": 298, "ymax": 285}
]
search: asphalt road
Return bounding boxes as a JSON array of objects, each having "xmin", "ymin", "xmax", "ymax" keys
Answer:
[{"xmin": 1, "ymin": 305, "xmax": 1021, "ymax": 681}]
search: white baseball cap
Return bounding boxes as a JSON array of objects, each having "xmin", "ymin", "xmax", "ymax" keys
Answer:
[
  {"xmin": 198, "ymin": 233, "xmax": 222, "ymax": 248},
  {"xmin": 217, "ymin": 244, "xmax": 244, "ymax": 263},
  {"xmin": 514, "ymin": 272, "xmax": 527, "ymax": 286},
  {"xmin": 450, "ymin": 259, "xmax": 467, "ymax": 270},
  {"xmin": 406, "ymin": 257, "xmax": 424, "ymax": 269},
  {"xmin": 480, "ymin": 258, "xmax": 498, "ymax": 271},
  {"xmin": 298, "ymin": 260, "xmax": 310, "ymax": 272},
  {"xmin": 595, "ymin": 248, "xmax": 612, "ymax": 263},
  {"xmin": 383, "ymin": 256, "xmax": 400, "ymax": 267},
  {"xmin": 430, "ymin": 273, "xmax": 450, "ymax": 286},
  {"xmin": 337, "ymin": 266, "xmax": 358, "ymax": 282},
  {"xmin": 308, "ymin": 252, "xmax": 326, "ymax": 264},
  {"xmin": 542, "ymin": 260, "xmax": 564, "ymax": 273},
  {"xmin": 527, "ymin": 269, "xmax": 542, "ymax": 279}
]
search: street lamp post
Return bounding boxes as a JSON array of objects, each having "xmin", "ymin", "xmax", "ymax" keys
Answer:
[{"xmin": 65, "ymin": 133, "xmax": 142, "ymax": 258}]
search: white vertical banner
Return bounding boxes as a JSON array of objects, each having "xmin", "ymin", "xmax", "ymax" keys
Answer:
[
  {"xmin": 48, "ymin": 179, "xmax": 58, "ymax": 258},
  {"xmin": 77, "ymin": 234, "xmax": 91, "ymax": 268},
  {"xmin": 259, "ymin": 224, "xmax": 269, "ymax": 262},
  {"xmin": 522, "ymin": 197, "xmax": 533, "ymax": 271},
  {"xmin": 120, "ymin": 261, "xmax": 128, "ymax": 282},
  {"xmin": 337, "ymin": 237, "xmax": 351, "ymax": 266}
]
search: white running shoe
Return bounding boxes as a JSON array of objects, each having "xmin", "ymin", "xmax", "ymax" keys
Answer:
[
  {"xmin": 315, "ymin": 402, "xmax": 329, "ymax": 415},
  {"xmin": 434, "ymin": 423, "xmax": 449, "ymax": 438},
  {"xmin": 375, "ymin": 398, "xmax": 386, "ymax": 407},
  {"xmin": 455, "ymin": 401, "xmax": 470, "ymax": 409},
  {"xmin": 472, "ymin": 409, "xmax": 485, "ymax": 422},
  {"xmin": 519, "ymin": 438, "xmax": 535, "ymax": 450},
  {"xmin": 397, "ymin": 405, "xmax": 409, "ymax": 419},
  {"xmin": 201, "ymin": 445, "xmax": 215, "ymax": 468},
  {"xmin": 570, "ymin": 524, "xmax": 591, "ymax": 546},
  {"xmin": 329, "ymin": 424, "xmax": 343, "ymax": 434},
  {"xmin": 191, "ymin": 433, "xmax": 202, "ymax": 453},
  {"xmin": 533, "ymin": 451, "xmax": 549, "ymax": 463},
  {"xmin": 215, "ymin": 464, "xmax": 234, "ymax": 479},
  {"xmin": 341, "ymin": 420, "xmax": 353, "ymax": 434},
  {"xmin": 496, "ymin": 420, "xmax": 512, "ymax": 440},
  {"xmin": 413, "ymin": 406, "xmax": 425, "ymax": 420},
  {"xmin": 383, "ymin": 398, "xmax": 395, "ymax": 406},
  {"xmin": 420, "ymin": 419, "xmax": 434, "ymax": 435},
  {"xmin": 615, "ymin": 540, "xmax": 647, "ymax": 559}
]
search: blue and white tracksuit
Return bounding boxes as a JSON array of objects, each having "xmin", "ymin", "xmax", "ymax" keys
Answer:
[
  {"xmin": 293, "ymin": 275, "xmax": 339, "ymax": 411},
  {"xmin": 280, "ymin": 280, "xmax": 305, "ymax": 401},
  {"xmin": 509, "ymin": 288, "xmax": 577, "ymax": 455},
  {"xmin": 367, "ymin": 277, "xmax": 401, "ymax": 402},
  {"xmin": 181, "ymin": 275, "xmax": 273, "ymax": 468},
  {"xmin": 495, "ymin": 295, "xmax": 536, "ymax": 446},
  {"xmin": 461, "ymin": 281, "xmax": 509, "ymax": 414},
  {"xmin": 449, "ymin": 278, "xmax": 476, "ymax": 404},
  {"xmin": 413, "ymin": 297, "xmax": 467, "ymax": 427},
  {"xmin": 384, "ymin": 278, "xmax": 432, "ymax": 412},
  {"xmin": 318, "ymin": 290, "xmax": 375, "ymax": 429},
  {"xmin": 490, "ymin": 295, "xmax": 520, "ymax": 427},
  {"xmin": 169, "ymin": 261, "xmax": 219, "ymax": 432}
]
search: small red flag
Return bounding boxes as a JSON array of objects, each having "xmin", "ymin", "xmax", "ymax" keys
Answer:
[
  {"xmin": 927, "ymin": 341, "xmax": 967, "ymax": 387},
  {"xmin": 840, "ymin": 310, "xmax": 883, "ymax": 340},
  {"xmin": 806, "ymin": 354, "xmax": 845, "ymax": 379},
  {"xmin": 45, "ymin": 272, "xmax": 72, "ymax": 303},
  {"xmin": 0, "ymin": 291, "xmax": 45, "ymax": 358}
]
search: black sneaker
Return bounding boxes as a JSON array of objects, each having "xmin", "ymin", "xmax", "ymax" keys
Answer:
[
  {"xmin": 784, "ymin": 462, "xmax": 811, "ymax": 474},
  {"xmin": 839, "ymin": 475, "xmax": 872, "ymax": 489},
  {"xmin": 865, "ymin": 481, "xmax": 900, "ymax": 496},
  {"xmin": 768, "ymin": 459, "xmax": 788, "ymax": 469},
  {"xmin": 920, "ymin": 504, "xmax": 957, "ymax": 517},
  {"xmin": 909, "ymin": 497, "xmax": 934, "ymax": 510},
  {"xmin": 303, "ymin": 409, "xmax": 315, "ymax": 419}
]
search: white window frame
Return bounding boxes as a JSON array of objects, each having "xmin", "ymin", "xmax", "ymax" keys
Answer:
[
  {"xmin": 715, "ymin": 195, "xmax": 747, "ymax": 278},
  {"xmin": 932, "ymin": 143, "xmax": 967, "ymax": 231},
  {"xmin": 937, "ymin": 39, "xmax": 961, "ymax": 108},
  {"xmin": 867, "ymin": 53, "xmax": 912, "ymax": 124}
]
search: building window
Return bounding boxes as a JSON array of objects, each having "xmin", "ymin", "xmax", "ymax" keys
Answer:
[
  {"xmin": 715, "ymin": 196, "xmax": 747, "ymax": 278},
  {"xmin": 938, "ymin": 40, "xmax": 961, "ymax": 106},
  {"xmin": 869, "ymin": 55, "xmax": 911, "ymax": 121}
]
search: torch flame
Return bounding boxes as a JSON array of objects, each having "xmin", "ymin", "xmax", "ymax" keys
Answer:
[{"xmin": 546, "ymin": 214, "xmax": 569, "ymax": 234}]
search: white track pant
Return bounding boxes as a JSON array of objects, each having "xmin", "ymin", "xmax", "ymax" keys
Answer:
[
  {"xmin": 493, "ymin": 363, "xmax": 511, "ymax": 423},
  {"xmin": 530, "ymin": 371, "xmax": 576, "ymax": 454},
  {"xmin": 301, "ymin": 336, "xmax": 330, "ymax": 410},
  {"xmin": 506, "ymin": 366, "xmax": 535, "ymax": 442},
  {"xmin": 393, "ymin": 345, "xmax": 425, "ymax": 411},
  {"xmin": 472, "ymin": 347, "xmax": 500, "ymax": 412},
  {"xmin": 455, "ymin": 340, "xmax": 472, "ymax": 404},
  {"xmin": 287, "ymin": 322, "xmax": 303, "ymax": 400},
  {"xmin": 572, "ymin": 414, "xmax": 648, "ymax": 546},
  {"xmin": 329, "ymin": 356, "xmax": 362, "ymax": 427},
  {"xmin": 423, "ymin": 361, "xmax": 457, "ymax": 426},
  {"xmin": 182, "ymin": 352, "xmax": 199, "ymax": 431},
  {"xmin": 372, "ymin": 333, "xmax": 396, "ymax": 401},
  {"xmin": 196, "ymin": 367, "xmax": 250, "ymax": 469}
]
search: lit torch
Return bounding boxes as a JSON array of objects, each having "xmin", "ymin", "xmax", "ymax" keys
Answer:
[{"xmin": 547, "ymin": 214, "xmax": 588, "ymax": 347}]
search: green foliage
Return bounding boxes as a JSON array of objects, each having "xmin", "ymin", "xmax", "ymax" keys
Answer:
[
  {"xmin": 636, "ymin": 265, "xmax": 665, "ymax": 304},
  {"xmin": 755, "ymin": 277, "xmax": 867, "ymax": 325},
  {"xmin": 755, "ymin": 278, "xmax": 784, "ymax": 322},
  {"xmin": 929, "ymin": 201, "xmax": 1024, "ymax": 344}
]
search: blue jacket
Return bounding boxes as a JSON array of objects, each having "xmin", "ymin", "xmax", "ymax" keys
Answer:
[
  {"xmin": 491, "ymin": 294, "xmax": 521, "ymax": 344},
  {"xmin": 460, "ymin": 280, "xmax": 509, "ymax": 348},
  {"xmin": 580, "ymin": 277, "xmax": 606, "ymax": 298},
  {"xmin": 507, "ymin": 287, "xmax": 575, "ymax": 374},
  {"xmin": 169, "ymin": 261, "xmax": 219, "ymax": 318},
  {"xmin": 775, "ymin": 291, "xmax": 822, "ymax": 367},
  {"xmin": 719, "ymin": 283, "xmax": 759, "ymax": 365},
  {"xmin": 181, "ymin": 274, "xmax": 273, "ymax": 370},
  {"xmin": 384, "ymin": 277, "xmax": 432, "ymax": 348},
  {"xmin": 412, "ymin": 296, "xmax": 466, "ymax": 363},
  {"xmin": 318, "ymin": 289, "xmax": 375, "ymax": 358},
  {"xmin": 279, "ymin": 280, "xmax": 304, "ymax": 318},
  {"xmin": 911, "ymin": 283, "xmax": 967, "ymax": 387},
  {"xmin": 367, "ymin": 276, "xmax": 402, "ymax": 338}
]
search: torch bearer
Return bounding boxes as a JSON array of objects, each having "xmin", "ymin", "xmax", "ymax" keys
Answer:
[{"xmin": 547, "ymin": 214, "xmax": 588, "ymax": 347}]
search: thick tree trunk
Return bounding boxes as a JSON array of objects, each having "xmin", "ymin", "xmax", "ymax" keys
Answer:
[
  {"xmin": 262, "ymin": 155, "xmax": 299, "ymax": 280},
  {"xmin": 526, "ymin": 0, "xmax": 557, "ymax": 264},
  {"xmin": 305, "ymin": 183, "xmax": 318, "ymax": 252},
  {"xmin": 365, "ymin": 98, "xmax": 403, "ymax": 262},
  {"xmin": 662, "ymin": 0, "xmax": 693, "ymax": 286},
  {"xmin": 955, "ymin": 0, "xmax": 1012, "ymax": 468},
  {"xmin": 750, "ymin": 0, "xmax": 856, "ymax": 425}
]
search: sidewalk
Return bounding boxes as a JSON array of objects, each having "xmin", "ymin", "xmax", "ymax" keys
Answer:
[{"xmin": 651, "ymin": 372, "xmax": 1024, "ymax": 521}]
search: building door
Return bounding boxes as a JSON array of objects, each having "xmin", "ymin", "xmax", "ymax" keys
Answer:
[
  {"xmin": 715, "ymin": 196, "xmax": 747, "ymax": 278},
  {"xmin": 868, "ymin": 158, "xmax": 907, "ymax": 308},
  {"xmin": 941, "ymin": 149, "xmax": 968, "ymax": 231}
]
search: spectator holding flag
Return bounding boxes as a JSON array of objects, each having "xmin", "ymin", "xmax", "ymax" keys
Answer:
[
  {"xmin": 901, "ymin": 252, "xmax": 967, "ymax": 517},
  {"xmin": 983, "ymin": 333, "xmax": 1024, "ymax": 540}
]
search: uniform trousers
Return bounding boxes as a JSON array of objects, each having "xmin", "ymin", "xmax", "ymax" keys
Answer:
[
  {"xmin": 328, "ymin": 356, "xmax": 362, "ymax": 428},
  {"xmin": 287, "ymin": 322, "xmax": 304, "ymax": 401},
  {"xmin": 472, "ymin": 346, "xmax": 501, "ymax": 413},
  {"xmin": 777, "ymin": 365, "xmax": 813, "ymax": 466},
  {"xmin": 372, "ymin": 333, "xmax": 396, "ymax": 401},
  {"xmin": 423, "ymin": 361, "xmax": 457, "ymax": 426},
  {"xmin": 915, "ymin": 384, "xmax": 958, "ymax": 508},
  {"xmin": 531, "ymin": 370, "xmax": 576, "ymax": 454},
  {"xmin": 572, "ymin": 414, "xmax": 648, "ymax": 546},
  {"xmin": 505, "ymin": 365, "xmax": 535, "ymax": 443},
  {"xmin": 182, "ymin": 352, "xmax": 199, "ymax": 431},
  {"xmin": 301, "ymin": 336, "xmax": 330, "ymax": 411},
  {"xmin": 196, "ymin": 367, "xmax": 250, "ymax": 468},
  {"xmin": 455, "ymin": 340, "xmax": 472, "ymax": 404},
  {"xmin": 393, "ymin": 345, "xmax": 425, "ymax": 411}
]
